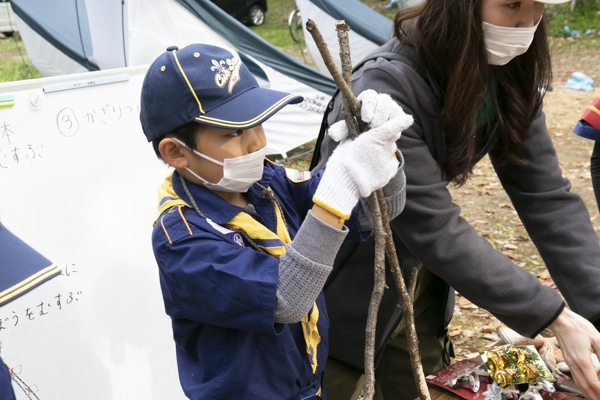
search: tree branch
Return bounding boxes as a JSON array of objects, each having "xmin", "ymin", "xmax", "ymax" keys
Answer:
[
  {"xmin": 305, "ymin": 19, "xmax": 361, "ymax": 118},
  {"xmin": 364, "ymin": 194, "xmax": 387, "ymax": 399}
]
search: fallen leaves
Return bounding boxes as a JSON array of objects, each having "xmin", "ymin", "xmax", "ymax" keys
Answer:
[
  {"xmin": 449, "ymin": 297, "xmax": 501, "ymax": 357},
  {"xmin": 457, "ymin": 297, "xmax": 477, "ymax": 309},
  {"xmin": 501, "ymin": 250, "xmax": 522, "ymax": 260},
  {"xmin": 537, "ymin": 270, "xmax": 552, "ymax": 281}
]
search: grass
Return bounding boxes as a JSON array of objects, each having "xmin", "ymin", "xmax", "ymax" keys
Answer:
[
  {"xmin": 546, "ymin": 0, "xmax": 600, "ymax": 38},
  {"xmin": 0, "ymin": 32, "xmax": 40, "ymax": 82},
  {"xmin": 251, "ymin": 0, "xmax": 313, "ymax": 66},
  {"xmin": 253, "ymin": 0, "xmax": 297, "ymax": 49}
]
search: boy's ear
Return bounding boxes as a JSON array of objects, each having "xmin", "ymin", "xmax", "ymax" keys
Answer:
[{"xmin": 158, "ymin": 138, "xmax": 189, "ymax": 169}]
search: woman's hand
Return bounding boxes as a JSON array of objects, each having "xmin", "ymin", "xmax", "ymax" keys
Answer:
[{"xmin": 550, "ymin": 307, "xmax": 600, "ymax": 399}]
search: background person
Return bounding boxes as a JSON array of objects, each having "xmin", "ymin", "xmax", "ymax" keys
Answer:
[{"xmin": 573, "ymin": 96, "xmax": 600, "ymax": 214}]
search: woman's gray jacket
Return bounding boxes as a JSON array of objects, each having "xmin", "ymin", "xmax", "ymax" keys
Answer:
[{"xmin": 312, "ymin": 37, "xmax": 600, "ymax": 371}]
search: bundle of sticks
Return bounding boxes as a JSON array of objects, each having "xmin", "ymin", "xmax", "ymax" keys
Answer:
[{"xmin": 305, "ymin": 19, "xmax": 431, "ymax": 400}]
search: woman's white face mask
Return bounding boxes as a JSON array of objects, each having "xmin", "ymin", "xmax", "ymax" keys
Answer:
[
  {"xmin": 174, "ymin": 138, "xmax": 266, "ymax": 193},
  {"xmin": 483, "ymin": 17, "xmax": 542, "ymax": 66}
]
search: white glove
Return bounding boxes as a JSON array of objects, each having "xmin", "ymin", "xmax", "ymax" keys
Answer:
[{"xmin": 313, "ymin": 90, "xmax": 413, "ymax": 221}]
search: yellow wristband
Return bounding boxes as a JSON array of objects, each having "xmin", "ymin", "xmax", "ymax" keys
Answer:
[{"xmin": 312, "ymin": 197, "xmax": 351, "ymax": 222}]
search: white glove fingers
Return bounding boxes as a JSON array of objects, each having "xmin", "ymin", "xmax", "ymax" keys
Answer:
[
  {"xmin": 317, "ymin": 90, "xmax": 411, "ymax": 209},
  {"xmin": 357, "ymin": 89, "xmax": 380, "ymax": 124},
  {"xmin": 357, "ymin": 89, "xmax": 410, "ymax": 130},
  {"xmin": 365, "ymin": 94, "xmax": 399, "ymax": 127},
  {"xmin": 327, "ymin": 120, "xmax": 350, "ymax": 142},
  {"xmin": 364, "ymin": 114, "xmax": 413, "ymax": 145}
]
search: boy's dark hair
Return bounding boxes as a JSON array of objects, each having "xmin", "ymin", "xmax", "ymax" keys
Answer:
[
  {"xmin": 152, "ymin": 122, "xmax": 200, "ymax": 161},
  {"xmin": 394, "ymin": 1, "xmax": 552, "ymax": 185}
]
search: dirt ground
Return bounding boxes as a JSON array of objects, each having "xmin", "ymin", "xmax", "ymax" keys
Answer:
[{"xmin": 447, "ymin": 40, "xmax": 600, "ymax": 359}]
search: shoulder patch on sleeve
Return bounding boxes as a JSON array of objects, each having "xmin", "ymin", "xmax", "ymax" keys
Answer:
[{"xmin": 285, "ymin": 168, "xmax": 312, "ymax": 183}]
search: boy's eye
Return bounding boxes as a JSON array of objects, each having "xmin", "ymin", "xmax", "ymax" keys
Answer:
[
  {"xmin": 230, "ymin": 130, "xmax": 243, "ymax": 137},
  {"xmin": 507, "ymin": 2, "xmax": 520, "ymax": 9}
]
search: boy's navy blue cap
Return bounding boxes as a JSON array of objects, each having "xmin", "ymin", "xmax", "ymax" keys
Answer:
[
  {"xmin": 574, "ymin": 120, "xmax": 600, "ymax": 141},
  {"xmin": 140, "ymin": 43, "xmax": 304, "ymax": 142},
  {"xmin": 0, "ymin": 222, "xmax": 61, "ymax": 307}
]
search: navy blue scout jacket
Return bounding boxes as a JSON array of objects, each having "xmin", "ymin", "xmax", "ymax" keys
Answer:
[
  {"xmin": 0, "ymin": 358, "xmax": 15, "ymax": 400},
  {"xmin": 151, "ymin": 161, "xmax": 364, "ymax": 399}
]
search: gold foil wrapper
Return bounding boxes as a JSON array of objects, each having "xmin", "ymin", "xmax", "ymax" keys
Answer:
[{"xmin": 483, "ymin": 344, "xmax": 554, "ymax": 386}]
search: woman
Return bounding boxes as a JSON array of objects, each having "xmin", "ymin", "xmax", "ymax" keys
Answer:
[{"xmin": 312, "ymin": 0, "xmax": 600, "ymax": 399}]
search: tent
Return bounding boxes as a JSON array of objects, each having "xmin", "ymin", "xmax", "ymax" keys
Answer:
[
  {"xmin": 295, "ymin": 0, "xmax": 421, "ymax": 77},
  {"xmin": 9, "ymin": 0, "xmax": 337, "ymax": 157}
]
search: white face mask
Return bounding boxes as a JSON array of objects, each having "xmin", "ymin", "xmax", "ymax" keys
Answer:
[
  {"xmin": 174, "ymin": 138, "xmax": 266, "ymax": 193},
  {"xmin": 482, "ymin": 17, "xmax": 541, "ymax": 66}
]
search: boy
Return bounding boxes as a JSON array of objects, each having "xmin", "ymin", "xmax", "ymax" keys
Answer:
[{"xmin": 139, "ymin": 43, "xmax": 413, "ymax": 399}]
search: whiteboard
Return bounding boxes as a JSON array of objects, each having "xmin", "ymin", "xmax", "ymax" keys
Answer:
[{"xmin": 0, "ymin": 66, "xmax": 186, "ymax": 399}]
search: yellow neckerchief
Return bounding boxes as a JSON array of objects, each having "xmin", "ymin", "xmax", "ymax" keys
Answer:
[{"xmin": 156, "ymin": 172, "xmax": 320, "ymax": 373}]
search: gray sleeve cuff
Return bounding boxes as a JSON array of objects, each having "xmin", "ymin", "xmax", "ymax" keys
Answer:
[
  {"xmin": 288, "ymin": 210, "xmax": 349, "ymax": 266},
  {"xmin": 383, "ymin": 150, "xmax": 405, "ymax": 197},
  {"xmin": 274, "ymin": 210, "xmax": 348, "ymax": 323}
]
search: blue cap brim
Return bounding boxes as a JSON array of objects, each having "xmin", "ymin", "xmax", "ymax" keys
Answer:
[
  {"xmin": 0, "ymin": 224, "xmax": 61, "ymax": 307},
  {"xmin": 574, "ymin": 120, "xmax": 600, "ymax": 141},
  {"xmin": 193, "ymin": 87, "xmax": 303, "ymax": 130}
]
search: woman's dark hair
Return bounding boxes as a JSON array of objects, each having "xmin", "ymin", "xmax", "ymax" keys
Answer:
[
  {"xmin": 394, "ymin": 0, "xmax": 552, "ymax": 185},
  {"xmin": 152, "ymin": 122, "xmax": 202, "ymax": 160}
]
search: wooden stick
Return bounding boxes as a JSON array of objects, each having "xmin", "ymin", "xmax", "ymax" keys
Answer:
[
  {"xmin": 376, "ymin": 190, "xmax": 430, "ymax": 399},
  {"xmin": 364, "ymin": 194, "xmax": 387, "ymax": 399},
  {"xmin": 306, "ymin": 18, "xmax": 431, "ymax": 400},
  {"xmin": 336, "ymin": 21, "xmax": 352, "ymax": 87},
  {"xmin": 336, "ymin": 21, "xmax": 363, "ymax": 139},
  {"xmin": 305, "ymin": 19, "xmax": 361, "ymax": 117}
]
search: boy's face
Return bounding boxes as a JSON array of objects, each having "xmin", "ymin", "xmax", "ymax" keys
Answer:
[{"xmin": 185, "ymin": 124, "xmax": 267, "ymax": 185}]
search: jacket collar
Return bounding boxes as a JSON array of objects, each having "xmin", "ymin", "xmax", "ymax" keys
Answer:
[{"xmin": 171, "ymin": 162, "xmax": 276, "ymax": 225}]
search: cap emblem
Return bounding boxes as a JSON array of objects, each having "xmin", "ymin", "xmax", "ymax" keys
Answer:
[{"xmin": 211, "ymin": 56, "xmax": 242, "ymax": 94}]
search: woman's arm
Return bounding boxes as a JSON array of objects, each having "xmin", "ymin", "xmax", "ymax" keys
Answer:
[{"xmin": 493, "ymin": 110, "xmax": 600, "ymax": 324}]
